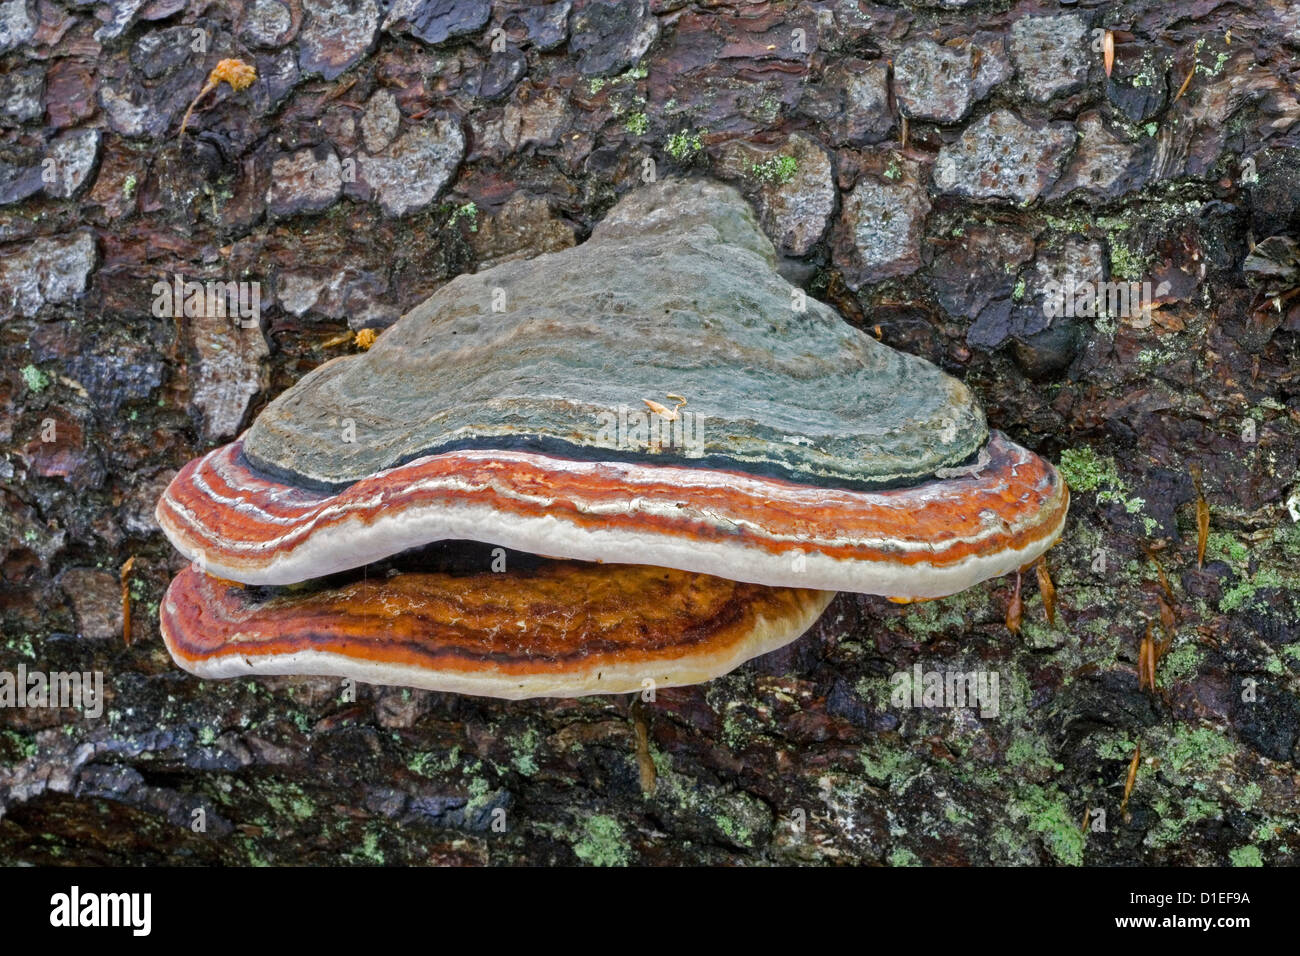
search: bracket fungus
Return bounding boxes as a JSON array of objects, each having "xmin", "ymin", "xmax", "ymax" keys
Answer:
[{"xmin": 157, "ymin": 178, "xmax": 1068, "ymax": 699}]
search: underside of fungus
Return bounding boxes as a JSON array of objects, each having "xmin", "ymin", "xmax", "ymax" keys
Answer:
[{"xmin": 157, "ymin": 178, "xmax": 1069, "ymax": 699}]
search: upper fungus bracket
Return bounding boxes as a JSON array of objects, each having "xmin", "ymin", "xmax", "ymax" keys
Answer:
[{"xmin": 240, "ymin": 178, "xmax": 988, "ymax": 491}]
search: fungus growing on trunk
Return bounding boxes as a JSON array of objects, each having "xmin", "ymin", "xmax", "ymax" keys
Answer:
[{"xmin": 157, "ymin": 179, "xmax": 1068, "ymax": 698}]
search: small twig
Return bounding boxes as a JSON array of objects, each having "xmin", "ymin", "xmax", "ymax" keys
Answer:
[
  {"xmin": 1005, "ymin": 571, "xmax": 1023, "ymax": 635},
  {"xmin": 120, "ymin": 556, "xmax": 136, "ymax": 647},
  {"xmin": 643, "ymin": 393, "xmax": 688, "ymax": 421},
  {"xmin": 1155, "ymin": 593, "xmax": 1176, "ymax": 645},
  {"xmin": 1035, "ymin": 555, "xmax": 1057, "ymax": 629},
  {"xmin": 1138, "ymin": 622, "xmax": 1152, "ymax": 690},
  {"xmin": 1190, "ymin": 463, "xmax": 1209, "ymax": 568},
  {"xmin": 1143, "ymin": 544, "xmax": 1174, "ymax": 602},
  {"xmin": 630, "ymin": 701, "xmax": 656, "ymax": 797},
  {"xmin": 1120, "ymin": 743, "xmax": 1141, "ymax": 820}
]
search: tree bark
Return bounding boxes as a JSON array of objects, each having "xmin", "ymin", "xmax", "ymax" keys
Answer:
[{"xmin": 2, "ymin": 0, "xmax": 1298, "ymax": 865}]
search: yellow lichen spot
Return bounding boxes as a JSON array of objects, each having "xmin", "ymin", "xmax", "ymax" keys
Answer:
[
  {"xmin": 210, "ymin": 58, "xmax": 258, "ymax": 93},
  {"xmin": 354, "ymin": 328, "xmax": 378, "ymax": 350}
]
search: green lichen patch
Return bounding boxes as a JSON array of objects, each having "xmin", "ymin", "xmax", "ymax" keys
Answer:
[
  {"xmin": 1, "ymin": 729, "xmax": 38, "ymax": 760},
  {"xmin": 1108, "ymin": 236, "xmax": 1149, "ymax": 282},
  {"xmin": 650, "ymin": 746, "xmax": 772, "ymax": 849},
  {"xmin": 1058, "ymin": 446, "xmax": 1123, "ymax": 493},
  {"xmin": 1156, "ymin": 725, "xmax": 1235, "ymax": 786},
  {"xmin": 408, "ymin": 746, "xmax": 464, "ymax": 779},
  {"xmin": 624, "ymin": 112, "xmax": 649, "ymax": 136},
  {"xmin": 893, "ymin": 582, "xmax": 998, "ymax": 640},
  {"xmin": 888, "ymin": 846, "xmax": 921, "ymax": 866},
  {"xmin": 1160, "ymin": 642, "xmax": 1205, "ymax": 683},
  {"xmin": 572, "ymin": 814, "xmax": 630, "ymax": 866},
  {"xmin": 750, "ymin": 155, "xmax": 798, "ymax": 186},
  {"xmin": 446, "ymin": 202, "xmax": 479, "ymax": 232},
  {"xmin": 859, "ymin": 740, "xmax": 922, "ymax": 788},
  {"xmin": 1147, "ymin": 795, "xmax": 1223, "ymax": 849},
  {"xmin": 509, "ymin": 727, "xmax": 541, "ymax": 776},
  {"xmin": 1007, "ymin": 784, "xmax": 1086, "ymax": 866},
  {"xmin": 666, "ymin": 129, "xmax": 706, "ymax": 162},
  {"xmin": 1205, "ymin": 530, "xmax": 1300, "ymax": 616},
  {"xmin": 1229, "ymin": 844, "xmax": 1264, "ymax": 867},
  {"xmin": 1057, "ymin": 446, "xmax": 1154, "ymax": 531},
  {"xmin": 1219, "ymin": 567, "xmax": 1286, "ymax": 613},
  {"xmin": 21, "ymin": 365, "xmax": 51, "ymax": 393}
]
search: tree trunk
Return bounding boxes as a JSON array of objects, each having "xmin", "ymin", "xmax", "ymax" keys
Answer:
[{"xmin": 2, "ymin": 0, "xmax": 1298, "ymax": 865}]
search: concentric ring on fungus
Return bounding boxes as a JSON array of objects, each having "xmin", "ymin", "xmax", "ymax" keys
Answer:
[
  {"xmin": 156, "ymin": 178, "xmax": 1069, "ymax": 699},
  {"xmin": 161, "ymin": 562, "xmax": 836, "ymax": 699}
]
